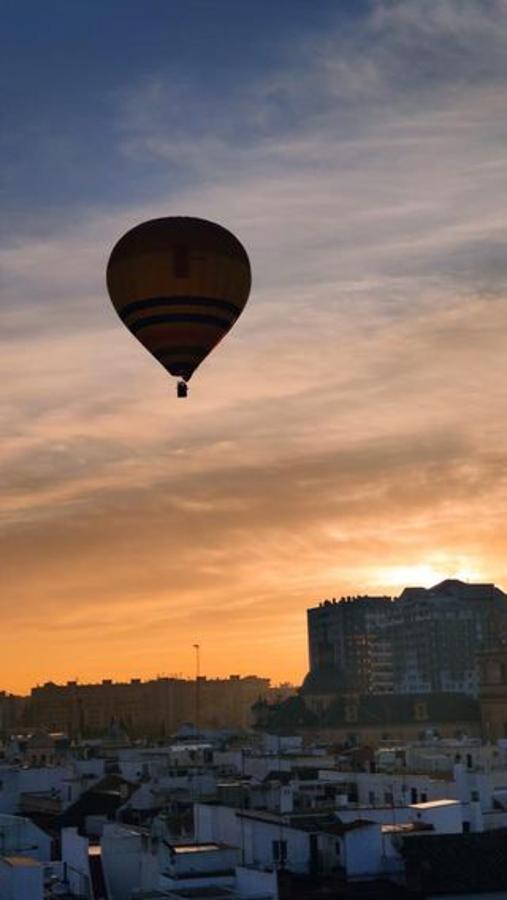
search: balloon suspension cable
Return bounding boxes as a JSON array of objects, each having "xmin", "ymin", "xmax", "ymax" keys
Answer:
[{"xmin": 177, "ymin": 380, "xmax": 188, "ymax": 399}]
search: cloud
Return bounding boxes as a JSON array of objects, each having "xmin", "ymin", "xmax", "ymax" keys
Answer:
[{"xmin": 2, "ymin": 0, "xmax": 507, "ymax": 690}]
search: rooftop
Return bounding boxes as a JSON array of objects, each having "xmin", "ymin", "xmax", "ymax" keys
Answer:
[
  {"xmin": 1, "ymin": 856, "xmax": 41, "ymax": 868},
  {"xmin": 410, "ymin": 799, "xmax": 459, "ymax": 809},
  {"xmin": 382, "ymin": 822, "xmax": 434, "ymax": 834},
  {"xmin": 170, "ymin": 843, "xmax": 228, "ymax": 854}
]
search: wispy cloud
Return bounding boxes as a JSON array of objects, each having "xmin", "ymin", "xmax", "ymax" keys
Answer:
[{"xmin": 2, "ymin": 0, "xmax": 507, "ymax": 690}]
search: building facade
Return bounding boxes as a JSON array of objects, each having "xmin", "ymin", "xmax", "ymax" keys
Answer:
[
  {"xmin": 307, "ymin": 580, "xmax": 507, "ymax": 698},
  {"xmin": 27, "ymin": 674, "xmax": 271, "ymax": 738},
  {"xmin": 0, "ymin": 693, "xmax": 26, "ymax": 735},
  {"xmin": 478, "ymin": 645, "xmax": 507, "ymax": 741}
]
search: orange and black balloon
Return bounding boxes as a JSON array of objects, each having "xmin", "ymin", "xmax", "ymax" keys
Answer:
[{"xmin": 106, "ymin": 217, "xmax": 251, "ymax": 395}]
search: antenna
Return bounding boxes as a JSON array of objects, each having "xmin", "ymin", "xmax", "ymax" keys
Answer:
[{"xmin": 193, "ymin": 644, "xmax": 200, "ymax": 731}]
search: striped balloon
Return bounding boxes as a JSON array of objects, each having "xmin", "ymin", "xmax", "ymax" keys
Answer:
[{"xmin": 106, "ymin": 217, "xmax": 251, "ymax": 390}]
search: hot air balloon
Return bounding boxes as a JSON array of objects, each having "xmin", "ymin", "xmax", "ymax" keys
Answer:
[{"xmin": 106, "ymin": 217, "xmax": 251, "ymax": 397}]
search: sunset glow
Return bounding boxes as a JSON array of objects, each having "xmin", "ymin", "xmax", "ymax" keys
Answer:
[
  {"xmin": 2, "ymin": 1, "xmax": 507, "ymax": 694},
  {"xmin": 377, "ymin": 561, "xmax": 487, "ymax": 594}
]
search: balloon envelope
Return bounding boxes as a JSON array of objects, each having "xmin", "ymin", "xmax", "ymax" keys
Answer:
[{"xmin": 106, "ymin": 217, "xmax": 251, "ymax": 382}]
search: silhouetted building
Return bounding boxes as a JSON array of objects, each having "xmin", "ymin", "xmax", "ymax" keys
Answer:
[
  {"xmin": 27, "ymin": 674, "xmax": 270, "ymax": 738},
  {"xmin": 307, "ymin": 580, "xmax": 507, "ymax": 698},
  {"xmin": 0, "ymin": 692, "xmax": 27, "ymax": 734},
  {"xmin": 254, "ymin": 689, "xmax": 481, "ymax": 744},
  {"xmin": 478, "ymin": 645, "xmax": 507, "ymax": 741},
  {"xmin": 308, "ymin": 595, "xmax": 392, "ymax": 695}
]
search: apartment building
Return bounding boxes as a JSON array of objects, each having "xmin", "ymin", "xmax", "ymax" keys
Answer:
[
  {"xmin": 28, "ymin": 674, "xmax": 271, "ymax": 737},
  {"xmin": 307, "ymin": 580, "xmax": 507, "ymax": 697}
]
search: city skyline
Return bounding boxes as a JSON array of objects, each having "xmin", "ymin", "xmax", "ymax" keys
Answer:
[{"xmin": 3, "ymin": 1, "xmax": 507, "ymax": 693}]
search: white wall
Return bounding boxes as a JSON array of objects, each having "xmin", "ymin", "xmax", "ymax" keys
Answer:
[
  {"xmin": 409, "ymin": 801, "xmax": 462, "ymax": 834},
  {"xmin": 167, "ymin": 845, "xmax": 238, "ymax": 877},
  {"xmin": 343, "ymin": 825, "xmax": 383, "ymax": 878},
  {"xmin": 0, "ymin": 858, "xmax": 43, "ymax": 900},
  {"xmin": 19, "ymin": 765, "xmax": 74, "ymax": 793},
  {"xmin": 0, "ymin": 765, "xmax": 75, "ymax": 815},
  {"xmin": 241, "ymin": 816, "xmax": 310, "ymax": 873},
  {"xmin": 61, "ymin": 828, "xmax": 92, "ymax": 897},
  {"xmin": 236, "ymin": 865, "xmax": 278, "ymax": 898},
  {"xmin": 194, "ymin": 803, "xmax": 240, "ymax": 846},
  {"xmin": 351, "ymin": 772, "xmax": 454, "ymax": 807},
  {"xmin": 0, "ymin": 814, "xmax": 51, "ymax": 861},
  {"xmin": 100, "ymin": 824, "xmax": 158, "ymax": 900},
  {"xmin": 454, "ymin": 766, "xmax": 493, "ymax": 812},
  {"xmin": 194, "ymin": 804, "xmax": 311, "ymax": 875}
]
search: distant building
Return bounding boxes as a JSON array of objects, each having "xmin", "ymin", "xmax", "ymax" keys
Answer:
[
  {"xmin": 0, "ymin": 692, "xmax": 27, "ymax": 734},
  {"xmin": 308, "ymin": 595, "xmax": 393, "ymax": 695},
  {"xmin": 307, "ymin": 580, "xmax": 507, "ymax": 698},
  {"xmin": 27, "ymin": 674, "xmax": 271, "ymax": 738},
  {"xmin": 254, "ymin": 578, "xmax": 507, "ymax": 743},
  {"xmin": 254, "ymin": 687, "xmax": 481, "ymax": 745},
  {"xmin": 478, "ymin": 645, "xmax": 507, "ymax": 741}
]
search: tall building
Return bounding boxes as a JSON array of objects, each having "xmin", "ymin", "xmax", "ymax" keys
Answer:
[
  {"xmin": 307, "ymin": 580, "xmax": 507, "ymax": 698},
  {"xmin": 307, "ymin": 595, "xmax": 393, "ymax": 695}
]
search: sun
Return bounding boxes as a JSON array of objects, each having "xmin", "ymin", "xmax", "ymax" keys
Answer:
[{"xmin": 376, "ymin": 559, "xmax": 485, "ymax": 593}]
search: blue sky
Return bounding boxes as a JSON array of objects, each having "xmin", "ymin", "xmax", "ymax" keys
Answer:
[
  {"xmin": 2, "ymin": 1, "xmax": 507, "ymax": 690},
  {"xmin": 2, "ymin": 1, "xmax": 365, "ymax": 236}
]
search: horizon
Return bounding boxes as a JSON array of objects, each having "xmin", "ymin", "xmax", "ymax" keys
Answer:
[
  {"xmin": 4, "ymin": 575, "xmax": 506, "ymax": 696},
  {"xmin": 3, "ymin": 1, "xmax": 507, "ymax": 695}
]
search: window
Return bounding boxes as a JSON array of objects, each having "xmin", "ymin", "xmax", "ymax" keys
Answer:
[
  {"xmin": 471, "ymin": 790, "xmax": 479, "ymax": 803},
  {"xmin": 368, "ymin": 790, "xmax": 376, "ymax": 805},
  {"xmin": 272, "ymin": 840, "xmax": 287, "ymax": 864},
  {"xmin": 385, "ymin": 791, "xmax": 393, "ymax": 805}
]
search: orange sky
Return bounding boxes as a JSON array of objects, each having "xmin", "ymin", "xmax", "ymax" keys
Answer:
[{"xmin": 3, "ymin": 3, "xmax": 507, "ymax": 694}]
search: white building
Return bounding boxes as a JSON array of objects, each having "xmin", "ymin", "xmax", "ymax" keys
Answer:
[
  {"xmin": 0, "ymin": 856, "xmax": 43, "ymax": 900},
  {"xmin": 159, "ymin": 842, "xmax": 239, "ymax": 894},
  {"xmin": 0, "ymin": 814, "xmax": 51, "ymax": 861},
  {"xmin": 194, "ymin": 802, "xmax": 383, "ymax": 880}
]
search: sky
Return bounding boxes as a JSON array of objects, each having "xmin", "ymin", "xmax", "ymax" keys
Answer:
[{"xmin": 2, "ymin": 0, "xmax": 507, "ymax": 694}]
